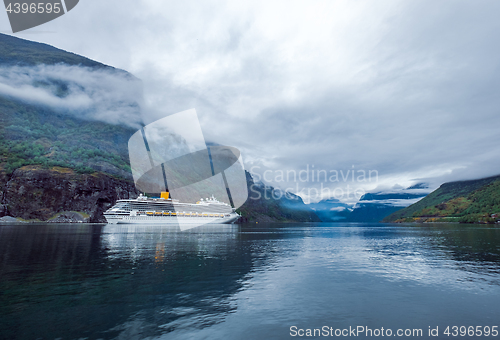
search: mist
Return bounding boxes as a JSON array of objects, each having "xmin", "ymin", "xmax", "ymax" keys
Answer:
[{"xmin": 0, "ymin": 64, "xmax": 143, "ymax": 128}]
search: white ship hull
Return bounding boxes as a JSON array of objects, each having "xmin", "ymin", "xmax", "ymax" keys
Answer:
[
  {"xmin": 103, "ymin": 194, "xmax": 239, "ymax": 227},
  {"xmin": 104, "ymin": 213, "xmax": 240, "ymax": 225}
]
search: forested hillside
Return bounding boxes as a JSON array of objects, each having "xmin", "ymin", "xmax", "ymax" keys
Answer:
[{"xmin": 383, "ymin": 175, "xmax": 500, "ymax": 223}]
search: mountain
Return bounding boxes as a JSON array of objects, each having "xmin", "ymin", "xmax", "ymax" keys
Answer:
[
  {"xmin": 236, "ymin": 172, "xmax": 321, "ymax": 223},
  {"xmin": 307, "ymin": 184, "xmax": 429, "ymax": 223},
  {"xmin": 0, "ymin": 34, "xmax": 141, "ymax": 221},
  {"xmin": 346, "ymin": 190, "xmax": 427, "ymax": 222},
  {"xmin": 0, "ymin": 33, "xmax": 140, "ymax": 179},
  {"xmin": 308, "ymin": 198, "xmax": 352, "ymax": 222},
  {"xmin": 0, "ymin": 33, "xmax": 317, "ymax": 223},
  {"xmin": 2, "ymin": 165, "xmax": 138, "ymax": 222},
  {"xmin": 383, "ymin": 175, "xmax": 500, "ymax": 223},
  {"xmin": 406, "ymin": 183, "xmax": 430, "ymax": 190},
  {"xmin": 0, "ymin": 33, "xmax": 113, "ymax": 68}
]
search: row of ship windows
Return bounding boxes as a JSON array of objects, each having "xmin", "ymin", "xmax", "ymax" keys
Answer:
[
  {"xmin": 116, "ymin": 209, "xmax": 174, "ymax": 212},
  {"xmin": 115, "ymin": 209, "xmax": 230, "ymax": 213},
  {"xmin": 118, "ymin": 204, "xmax": 228, "ymax": 209},
  {"xmin": 109, "ymin": 214, "xmax": 230, "ymax": 217}
]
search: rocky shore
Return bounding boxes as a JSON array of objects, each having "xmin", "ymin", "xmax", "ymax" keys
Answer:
[{"xmin": 0, "ymin": 165, "xmax": 138, "ymax": 223}]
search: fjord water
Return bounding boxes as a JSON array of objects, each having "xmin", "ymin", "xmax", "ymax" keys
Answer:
[{"xmin": 1, "ymin": 223, "xmax": 499, "ymax": 339}]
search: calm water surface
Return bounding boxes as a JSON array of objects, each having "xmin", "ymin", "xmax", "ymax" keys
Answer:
[{"xmin": 1, "ymin": 223, "xmax": 500, "ymax": 339}]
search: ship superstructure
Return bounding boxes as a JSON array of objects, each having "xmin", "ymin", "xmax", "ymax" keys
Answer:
[{"xmin": 104, "ymin": 192, "xmax": 239, "ymax": 224}]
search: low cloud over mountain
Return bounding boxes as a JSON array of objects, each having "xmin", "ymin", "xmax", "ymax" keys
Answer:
[{"xmin": 0, "ymin": 64, "xmax": 142, "ymax": 128}]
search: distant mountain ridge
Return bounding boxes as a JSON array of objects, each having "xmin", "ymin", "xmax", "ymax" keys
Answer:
[
  {"xmin": 308, "ymin": 184, "xmax": 429, "ymax": 223},
  {"xmin": 383, "ymin": 175, "xmax": 500, "ymax": 223},
  {"xmin": 308, "ymin": 198, "xmax": 352, "ymax": 222},
  {"xmin": 346, "ymin": 189, "xmax": 428, "ymax": 223},
  {"xmin": 359, "ymin": 192, "xmax": 427, "ymax": 201}
]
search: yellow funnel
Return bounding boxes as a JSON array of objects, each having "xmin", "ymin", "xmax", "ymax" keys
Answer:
[{"xmin": 160, "ymin": 191, "xmax": 170, "ymax": 199}]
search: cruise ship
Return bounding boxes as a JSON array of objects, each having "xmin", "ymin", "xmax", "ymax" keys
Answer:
[{"xmin": 103, "ymin": 192, "xmax": 240, "ymax": 224}]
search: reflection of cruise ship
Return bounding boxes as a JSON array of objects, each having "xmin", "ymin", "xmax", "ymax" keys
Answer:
[{"xmin": 104, "ymin": 192, "xmax": 240, "ymax": 224}]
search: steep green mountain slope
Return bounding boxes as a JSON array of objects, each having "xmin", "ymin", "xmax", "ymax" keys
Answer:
[
  {"xmin": 0, "ymin": 96, "xmax": 135, "ymax": 178},
  {"xmin": 383, "ymin": 175, "xmax": 500, "ymax": 223},
  {"xmin": 0, "ymin": 33, "xmax": 138, "ymax": 178},
  {"xmin": 0, "ymin": 33, "xmax": 111, "ymax": 68}
]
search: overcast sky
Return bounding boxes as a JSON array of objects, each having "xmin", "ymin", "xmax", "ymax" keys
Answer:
[{"xmin": 2, "ymin": 0, "xmax": 500, "ymax": 202}]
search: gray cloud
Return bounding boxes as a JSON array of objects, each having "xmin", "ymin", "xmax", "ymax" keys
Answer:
[
  {"xmin": 0, "ymin": 64, "xmax": 143, "ymax": 128},
  {"xmin": 3, "ymin": 0, "xmax": 500, "ymax": 202}
]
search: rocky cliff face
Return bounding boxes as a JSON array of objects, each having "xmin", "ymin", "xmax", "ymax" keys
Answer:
[
  {"xmin": 236, "ymin": 171, "xmax": 321, "ymax": 223},
  {"xmin": 0, "ymin": 165, "xmax": 138, "ymax": 222},
  {"xmin": 344, "ymin": 186, "xmax": 429, "ymax": 222}
]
